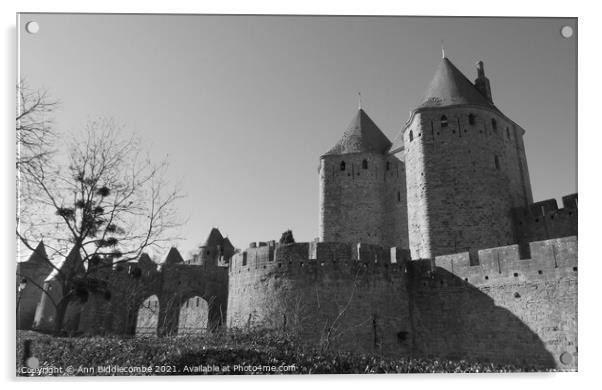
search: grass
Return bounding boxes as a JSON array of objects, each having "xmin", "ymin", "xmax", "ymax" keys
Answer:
[{"xmin": 16, "ymin": 330, "xmax": 546, "ymax": 376}]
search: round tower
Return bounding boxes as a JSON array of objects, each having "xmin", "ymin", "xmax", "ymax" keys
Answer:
[
  {"xmin": 319, "ymin": 107, "xmax": 408, "ymax": 247},
  {"xmin": 195, "ymin": 228, "xmax": 234, "ymax": 266},
  {"xmin": 397, "ymin": 56, "xmax": 533, "ymax": 259}
]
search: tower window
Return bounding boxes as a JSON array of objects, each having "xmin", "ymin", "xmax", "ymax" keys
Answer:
[
  {"xmin": 506, "ymin": 127, "xmax": 511, "ymax": 140},
  {"xmin": 409, "ymin": 130, "xmax": 414, "ymax": 142},
  {"xmin": 491, "ymin": 118, "xmax": 497, "ymax": 132},
  {"xmin": 397, "ymin": 191, "xmax": 401, "ymax": 202},
  {"xmin": 386, "ymin": 161, "xmax": 390, "ymax": 171},
  {"xmin": 494, "ymin": 155, "xmax": 500, "ymax": 170},
  {"xmin": 362, "ymin": 159, "xmax": 368, "ymax": 169},
  {"xmin": 340, "ymin": 161, "xmax": 346, "ymax": 171},
  {"xmin": 440, "ymin": 115, "xmax": 448, "ymax": 128},
  {"xmin": 468, "ymin": 113, "xmax": 476, "ymax": 125}
]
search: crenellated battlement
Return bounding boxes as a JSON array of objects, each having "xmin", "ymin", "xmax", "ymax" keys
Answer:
[
  {"xmin": 228, "ymin": 241, "xmax": 411, "ymax": 273},
  {"xmin": 409, "ymin": 236, "xmax": 577, "ymax": 286},
  {"xmin": 512, "ymin": 194, "xmax": 577, "ymax": 246},
  {"xmin": 513, "ymin": 193, "xmax": 577, "ymax": 218}
]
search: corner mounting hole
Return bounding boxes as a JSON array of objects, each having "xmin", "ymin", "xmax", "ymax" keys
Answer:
[
  {"xmin": 25, "ymin": 21, "xmax": 40, "ymax": 34},
  {"xmin": 561, "ymin": 25, "xmax": 574, "ymax": 39}
]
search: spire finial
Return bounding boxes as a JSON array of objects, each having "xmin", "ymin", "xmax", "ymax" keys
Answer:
[
  {"xmin": 358, "ymin": 92, "xmax": 362, "ymax": 110},
  {"xmin": 441, "ymin": 40, "xmax": 445, "ymax": 58}
]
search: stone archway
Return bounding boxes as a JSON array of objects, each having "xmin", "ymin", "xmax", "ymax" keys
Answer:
[
  {"xmin": 178, "ymin": 295, "xmax": 210, "ymax": 335},
  {"xmin": 135, "ymin": 294, "xmax": 160, "ymax": 336}
]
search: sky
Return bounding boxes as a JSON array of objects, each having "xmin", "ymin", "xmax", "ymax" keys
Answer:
[{"xmin": 18, "ymin": 14, "xmax": 577, "ymax": 259}]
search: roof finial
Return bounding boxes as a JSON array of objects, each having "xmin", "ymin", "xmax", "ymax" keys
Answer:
[
  {"xmin": 358, "ymin": 92, "xmax": 362, "ymax": 110},
  {"xmin": 441, "ymin": 40, "xmax": 446, "ymax": 58}
]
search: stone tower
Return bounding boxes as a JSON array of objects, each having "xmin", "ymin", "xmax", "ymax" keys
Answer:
[
  {"xmin": 192, "ymin": 228, "xmax": 235, "ymax": 266},
  {"xmin": 319, "ymin": 107, "xmax": 408, "ymax": 247},
  {"xmin": 391, "ymin": 56, "xmax": 533, "ymax": 259}
]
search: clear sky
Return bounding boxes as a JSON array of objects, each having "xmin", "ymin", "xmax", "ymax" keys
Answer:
[{"xmin": 18, "ymin": 14, "xmax": 577, "ymax": 259}]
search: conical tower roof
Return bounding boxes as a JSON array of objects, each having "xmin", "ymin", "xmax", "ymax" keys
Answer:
[
  {"xmin": 25, "ymin": 241, "xmax": 49, "ymax": 266},
  {"xmin": 45, "ymin": 246, "xmax": 84, "ymax": 282},
  {"xmin": 417, "ymin": 57, "xmax": 495, "ymax": 110},
  {"xmin": 222, "ymin": 237, "xmax": 234, "ymax": 251},
  {"xmin": 163, "ymin": 247, "xmax": 184, "ymax": 265},
  {"xmin": 201, "ymin": 228, "xmax": 225, "ymax": 247},
  {"xmin": 324, "ymin": 109, "xmax": 392, "ymax": 156}
]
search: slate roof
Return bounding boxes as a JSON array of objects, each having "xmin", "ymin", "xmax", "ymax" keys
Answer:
[
  {"xmin": 201, "ymin": 228, "xmax": 225, "ymax": 247},
  {"xmin": 221, "ymin": 237, "xmax": 234, "ymax": 251},
  {"xmin": 26, "ymin": 241, "xmax": 49, "ymax": 266},
  {"xmin": 417, "ymin": 57, "xmax": 496, "ymax": 110},
  {"xmin": 163, "ymin": 247, "xmax": 184, "ymax": 265},
  {"xmin": 44, "ymin": 246, "xmax": 84, "ymax": 282},
  {"xmin": 324, "ymin": 109, "xmax": 392, "ymax": 156}
]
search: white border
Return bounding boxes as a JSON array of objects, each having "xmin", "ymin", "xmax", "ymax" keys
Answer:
[{"xmin": 2, "ymin": 1, "xmax": 599, "ymax": 389}]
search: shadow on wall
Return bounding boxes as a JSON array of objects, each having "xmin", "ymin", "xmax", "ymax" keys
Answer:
[{"xmin": 407, "ymin": 263, "xmax": 556, "ymax": 369}]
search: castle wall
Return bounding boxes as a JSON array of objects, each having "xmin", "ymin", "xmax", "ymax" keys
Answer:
[
  {"xmin": 227, "ymin": 242, "xmax": 413, "ymax": 356},
  {"xmin": 401, "ymin": 107, "xmax": 533, "ymax": 259},
  {"xmin": 76, "ymin": 253, "xmax": 228, "ymax": 337},
  {"xmin": 407, "ymin": 236, "xmax": 577, "ymax": 369},
  {"xmin": 320, "ymin": 152, "xmax": 407, "ymax": 247},
  {"xmin": 513, "ymin": 194, "xmax": 578, "ymax": 248}
]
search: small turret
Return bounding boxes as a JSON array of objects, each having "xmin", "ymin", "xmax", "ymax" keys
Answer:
[
  {"xmin": 474, "ymin": 60, "xmax": 493, "ymax": 102},
  {"xmin": 195, "ymin": 228, "xmax": 235, "ymax": 266}
]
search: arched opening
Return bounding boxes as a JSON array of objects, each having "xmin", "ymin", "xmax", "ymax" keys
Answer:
[
  {"xmin": 178, "ymin": 295, "xmax": 209, "ymax": 335},
  {"xmin": 362, "ymin": 159, "xmax": 368, "ymax": 169},
  {"xmin": 440, "ymin": 115, "xmax": 448, "ymax": 128},
  {"xmin": 136, "ymin": 294, "xmax": 159, "ymax": 336},
  {"xmin": 340, "ymin": 161, "xmax": 346, "ymax": 171},
  {"xmin": 468, "ymin": 113, "xmax": 476, "ymax": 125}
]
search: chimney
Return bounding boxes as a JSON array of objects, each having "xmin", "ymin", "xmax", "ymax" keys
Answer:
[{"xmin": 474, "ymin": 60, "xmax": 493, "ymax": 102}]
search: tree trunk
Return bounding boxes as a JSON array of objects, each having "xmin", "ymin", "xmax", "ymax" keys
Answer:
[{"xmin": 52, "ymin": 298, "xmax": 70, "ymax": 336}]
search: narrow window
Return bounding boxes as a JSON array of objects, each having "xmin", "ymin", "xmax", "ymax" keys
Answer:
[
  {"xmin": 386, "ymin": 161, "xmax": 390, "ymax": 171},
  {"xmin": 340, "ymin": 161, "xmax": 346, "ymax": 171},
  {"xmin": 440, "ymin": 115, "xmax": 448, "ymax": 128},
  {"xmin": 494, "ymin": 155, "xmax": 500, "ymax": 170},
  {"xmin": 468, "ymin": 113, "xmax": 475, "ymax": 125},
  {"xmin": 491, "ymin": 118, "xmax": 497, "ymax": 132},
  {"xmin": 242, "ymin": 252, "xmax": 247, "ymax": 266},
  {"xmin": 409, "ymin": 130, "xmax": 414, "ymax": 142},
  {"xmin": 196, "ymin": 297, "xmax": 200, "ymax": 307},
  {"xmin": 506, "ymin": 127, "xmax": 511, "ymax": 140},
  {"xmin": 362, "ymin": 159, "xmax": 368, "ymax": 169},
  {"xmin": 397, "ymin": 191, "xmax": 401, "ymax": 202}
]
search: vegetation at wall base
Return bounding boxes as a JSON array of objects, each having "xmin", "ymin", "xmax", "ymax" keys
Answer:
[{"xmin": 16, "ymin": 330, "xmax": 551, "ymax": 375}]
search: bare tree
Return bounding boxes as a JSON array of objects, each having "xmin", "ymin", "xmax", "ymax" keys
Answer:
[
  {"xmin": 16, "ymin": 80, "xmax": 57, "ymax": 175},
  {"xmin": 17, "ymin": 118, "xmax": 184, "ymax": 335}
]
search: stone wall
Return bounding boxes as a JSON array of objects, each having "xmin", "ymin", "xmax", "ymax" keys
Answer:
[
  {"xmin": 227, "ymin": 242, "xmax": 413, "ymax": 356},
  {"xmin": 408, "ymin": 236, "xmax": 577, "ymax": 369},
  {"xmin": 72, "ymin": 249, "xmax": 228, "ymax": 337},
  {"xmin": 401, "ymin": 106, "xmax": 533, "ymax": 259},
  {"xmin": 383, "ymin": 155, "xmax": 409, "ymax": 248},
  {"xmin": 513, "ymin": 194, "xmax": 578, "ymax": 252},
  {"xmin": 319, "ymin": 152, "xmax": 408, "ymax": 248},
  {"xmin": 319, "ymin": 152, "xmax": 387, "ymax": 246}
]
